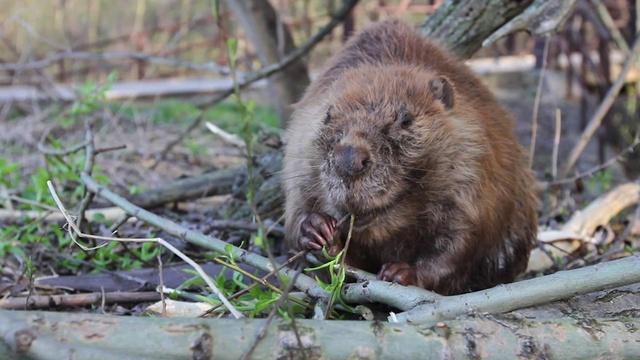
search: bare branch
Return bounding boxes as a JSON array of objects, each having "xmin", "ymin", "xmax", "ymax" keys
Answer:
[
  {"xmin": 46, "ymin": 180, "xmax": 244, "ymax": 319},
  {"xmin": 79, "ymin": 173, "xmax": 328, "ymax": 300},
  {"xmin": 394, "ymin": 254, "xmax": 640, "ymax": 324},
  {"xmin": 0, "ymin": 292, "xmax": 160, "ymax": 310},
  {"xmin": 483, "ymin": 0, "xmax": 578, "ymax": 47},
  {"xmin": 561, "ymin": 35, "xmax": 640, "ymax": 178},
  {"xmin": 528, "ymin": 35, "xmax": 550, "ymax": 168}
]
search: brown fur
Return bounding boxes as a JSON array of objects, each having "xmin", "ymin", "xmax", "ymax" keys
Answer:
[{"xmin": 282, "ymin": 20, "xmax": 538, "ymax": 295}]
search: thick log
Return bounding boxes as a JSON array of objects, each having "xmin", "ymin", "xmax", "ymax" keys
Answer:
[
  {"xmin": 0, "ymin": 310, "xmax": 638, "ymax": 359},
  {"xmin": 423, "ymin": 0, "xmax": 578, "ymax": 58},
  {"xmin": 393, "ymin": 254, "xmax": 640, "ymax": 324}
]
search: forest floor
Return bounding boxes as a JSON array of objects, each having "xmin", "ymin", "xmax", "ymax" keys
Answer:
[{"xmin": 0, "ymin": 69, "xmax": 638, "ymax": 319}]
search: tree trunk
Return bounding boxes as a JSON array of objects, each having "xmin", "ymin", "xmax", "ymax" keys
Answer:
[
  {"xmin": 224, "ymin": 0, "xmax": 311, "ymax": 123},
  {"xmin": 420, "ymin": 0, "xmax": 534, "ymax": 58}
]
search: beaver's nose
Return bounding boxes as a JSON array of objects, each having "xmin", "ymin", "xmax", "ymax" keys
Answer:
[{"xmin": 334, "ymin": 144, "xmax": 371, "ymax": 178}]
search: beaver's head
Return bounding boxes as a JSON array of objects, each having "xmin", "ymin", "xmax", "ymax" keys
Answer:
[{"xmin": 312, "ymin": 65, "xmax": 458, "ymax": 219}]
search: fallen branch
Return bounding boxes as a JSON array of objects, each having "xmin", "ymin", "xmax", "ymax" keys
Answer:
[
  {"xmin": 342, "ymin": 281, "xmax": 440, "ymax": 312},
  {"xmin": 205, "ymin": 121, "xmax": 246, "ymax": 149},
  {"xmin": 207, "ymin": 219, "xmax": 285, "ymax": 238},
  {"xmin": 394, "ymin": 254, "xmax": 640, "ymax": 324},
  {"xmin": 529, "ymin": 182, "xmax": 640, "ymax": 272},
  {"xmin": 46, "ymin": 181, "xmax": 244, "ymax": 319},
  {"xmin": 0, "ymin": 207, "xmax": 125, "ymax": 223},
  {"xmin": 0, "ymin": 51, "xmax": 232, "ymax": 75},
  {"xmin": 0, "ymin": 292, "xmax": 160, "ymax": 310},
  {"xmin": 127, "ymin": 168, "xmax": 237, "ymax": 208},
  {"xmin": 543, "ymin": 134, "xmax": 640, "ymax": 189},
  {"xmin": 0, "ymin": 310, "xmax": 637, "ymax": 359},
  {"xmin": 80, "ymin": 173, "xmax": 327, "ymax": 300},
  {"xmin": 483, "ymin": 0, "xmax": 578, "ymax": 47}
]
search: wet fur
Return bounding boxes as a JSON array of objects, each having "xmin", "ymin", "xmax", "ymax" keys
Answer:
[{"xmin": 283, "ymin": 20, "xmax": 538, "ymax": 295}]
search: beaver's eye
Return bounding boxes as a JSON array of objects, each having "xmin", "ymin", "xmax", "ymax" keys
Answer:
[
  {"xmin": 324, "ymin": 106, "xmax": 333, "ymax": 125},
  {"xmin": 399, "ymin": 111, "xmax": 413, "ymax": 128}
]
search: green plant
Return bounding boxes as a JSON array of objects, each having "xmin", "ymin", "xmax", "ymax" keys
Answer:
[
  {"xmin": 0, "ymin": 159, "xmax": 19, "ymax": 189},
  {"xmin": 305, "ymin": 215, "xmax": 356, "ymax": 318},
  {"xmin": 587, "ymin": 169, "xmax": 614, "ymax": 194},
  {"xmin": 0, "ymin": 74, "xmax": 117, "ymax": 271}
]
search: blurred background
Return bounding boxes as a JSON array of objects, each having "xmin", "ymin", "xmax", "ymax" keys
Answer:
[
  {"xmin": 0, "ymin": 1, "xmax": 638, "ymax": 184},
  {"xmin": 0, "ymin": 0, "xmax": 638, "ymax": 305}
]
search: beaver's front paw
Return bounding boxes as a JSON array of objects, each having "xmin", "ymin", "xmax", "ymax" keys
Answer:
[
  {"xmin": 378, "ymin": 262, "xmax": 417, "ymax": 286},
  {"xmin": 299, "ymin": 212, "xmax": 337, "ymax": 251}
]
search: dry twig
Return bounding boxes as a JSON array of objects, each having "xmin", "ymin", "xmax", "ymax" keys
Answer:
[
  {"xmin": 561, "ymin": 35, "xmax": 640, "ymax": 178},
  {"xmin": 551, "ymin": 108, "xmax": 562, "ymax": 179},
  {"xmin": 0, "ymin": 291, "xmax": 160, "ymax": 310},
  {"xmin": 529, "ymin": 35, "xmax": 550, "ymax": 168}
]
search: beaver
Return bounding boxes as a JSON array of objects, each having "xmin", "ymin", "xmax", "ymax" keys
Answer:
[{"xmin": 282, "ymin": 20, "xmax": 538, "ymax": 295}]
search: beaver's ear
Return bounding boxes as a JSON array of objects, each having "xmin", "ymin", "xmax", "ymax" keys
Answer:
[{"xmin": 428, "ymin": 77, "xmax": 454, "ymax": 110}]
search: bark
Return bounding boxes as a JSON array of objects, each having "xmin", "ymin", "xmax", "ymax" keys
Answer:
[
  {"xmin": 420, "ymin": 0, "xmax": 534, "ymax": 58},
  {"xmin": 224, "ymin": 0, "xmax": 311, "ymax": 123},
  {"xmin": 423, "ymin": 0, "xmax": 578, "ymax": 59},
  {"xmin": 393, "ymin": 254, "xmax": 640, "ymax": 324},
  {"xmin": 0, "ymin": 310, "xmax": 638, "ymax": 359}
]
